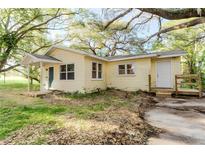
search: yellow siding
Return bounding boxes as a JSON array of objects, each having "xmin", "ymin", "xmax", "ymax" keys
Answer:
[
  {"xmin": 84, "ymin": 57, "xmax": 107, "ymax": 92},
  {"xmin": 150, "ymin": 57, "xmax": 181, "ymax": 88},
  {"xmin": 41, "ymin": 48, "xmax": 86, "ymax": 92},
  {"xmin": 41, "ymin": 49, "xmax": 182, "ymax": 93},
  {"xmin": 106, "ymin": 58, "xmax": 151, "ymax": 91}
]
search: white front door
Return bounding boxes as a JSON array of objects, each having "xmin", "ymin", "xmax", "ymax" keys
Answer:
[{"xmin": 156, "ymin": 61, "xmax": 171, "ymax": 88}]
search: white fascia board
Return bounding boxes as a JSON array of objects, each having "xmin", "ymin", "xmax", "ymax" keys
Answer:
[
  {"xmin": 84, "ymin": 53, "xmax": 108, "ymax": 61},
  {"xmin": 158, "ymin": 53, "xmax": 186, "ymax": 58},
  {"xmin": 36, "ymin": 59, "xmax": 62, "ymax": 64},
  {"xmin": 21, "ymin": 54, "xmax": 38, "ymax": 65},
  {"xmin": 27, "ymin": 53, "xmax": 62, "ymax": 63},
  {"xmin": 22, "ymin": 53, "xmax": 62, "ymax": 65},
  {"xmin": 109, "ymin": 54, "xmax": 157, "ymax": 62}
]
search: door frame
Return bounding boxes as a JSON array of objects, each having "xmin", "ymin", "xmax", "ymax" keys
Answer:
[
  {"xmin": 156, "ymin": 60, "xmax": 172, "ymax": 88},
  {"xmin": 48, "ymin": 66, "xmax": 54, "ymax": 88}
]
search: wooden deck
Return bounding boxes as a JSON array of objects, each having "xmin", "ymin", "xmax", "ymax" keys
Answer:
[
  {"xmin": 176, "ymin": 88, "xmax": 200, "ymax": 95},
  {"xmin": 148, "ymin": 74, "xmax": 203, "ymax": 98},
  {"xmin": 150, "ymin": 87, "xmax": 203, "ymax": 97},
  {"xmin": 150, "ymin": 88, "xmax": 174, "ymax": 97},
  {"xmin": 175, "ymin": 74, "xmax": 203, "ymax": 98}
]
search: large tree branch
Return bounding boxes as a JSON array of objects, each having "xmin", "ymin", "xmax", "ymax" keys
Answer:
[
  {"xmin": 139, "ymin": 8, "xmax": 205, "ymax": 20},
  {"xmin": 141, "ymin": 17, "xmax": 205, "ymax": 44},
  {"xmin": 0, "ymin": 64, "xmax": 20, "ymax": 72},
  {"xmin": 15, "ymin": 9, "xmax": 60, "ymax": 34},
  {"xmin": 104, "ymin": 8, "xmax": 133, "ymax": 29},
  {"xmin": 116, "ymin": 12, "xmax": 143, "ymax": 31},
  {"xmin": 13, "ymin": 68, "xmax": 40, "ymax": 83},
  {"xmin": 16, "ymin": 11, "xmax": 76, "ymax": 41}
]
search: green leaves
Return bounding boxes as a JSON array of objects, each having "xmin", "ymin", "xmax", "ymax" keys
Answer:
[
  {"xmin": 0, "ymin": 32, "xmax": 18, "ymax": 49},
  {"xmin": 0, "ymin": 8, "xmax": 76, "ymax": 75}
]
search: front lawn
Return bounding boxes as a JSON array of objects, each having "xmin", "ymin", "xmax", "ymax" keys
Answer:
[{"xmin": 0, "ymin": 79, "xmax": 157, "ymax": 145}]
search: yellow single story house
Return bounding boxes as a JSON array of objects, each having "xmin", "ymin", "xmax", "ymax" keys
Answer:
[{"xmin": 22, "ymin": 45, "xmax": 186, "ymax": 93}]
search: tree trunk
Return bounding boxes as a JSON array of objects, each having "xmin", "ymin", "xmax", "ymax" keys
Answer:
[{"xmin": 30, "ymin": 78, "xmax": 33, "ymax": 85}]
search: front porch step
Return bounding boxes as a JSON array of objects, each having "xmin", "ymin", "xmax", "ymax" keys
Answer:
[
  {"xmin": 151, "ymin": 88, "xmax": 174, "ymax": 93},
  {"xmin": 156, "ymin": 91, "xmax": 172, "ymax": 97}
]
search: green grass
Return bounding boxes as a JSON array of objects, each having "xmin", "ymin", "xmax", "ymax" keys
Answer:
[
  {"xmin": 0, "ymin": 100, "xmax": 67, "ymax": 139},
  {"xmin": 66, "ymin": 102, "xmax": 111, "ymax": 118},
  {"xmin": 0, "ymin": 79, "xmax": 132, "ymax": 142},
  {"xmin": 0, "ymin": 80, "xmax": 113, "ymax": 139},
  {"xmin": 0, "ymin": 79, "xmax": 39, "ymax": 91},
  {"xmin": 64, "ymin": 91, "xmax": 104, "ymax": 99},
  {"xmin": 0, "ymin": 100, "xmax": 110, "ymax": 139}
]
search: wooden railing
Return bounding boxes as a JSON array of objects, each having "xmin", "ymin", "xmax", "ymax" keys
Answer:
[
  {"xmin": 175, "ymin": 73, "xmax": 203, "ymax": 98},
  {"xmin": 148, "ymin": 74, "xmax": 203, "ymax": 97}
]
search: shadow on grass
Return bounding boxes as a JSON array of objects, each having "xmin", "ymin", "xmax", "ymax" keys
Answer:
[
  {"xmin": 0, "ymin": 81, "xmax": 39, "ymax": 91},
  {"xmin": 0, "ymin": 99, "xmax": 112, "ymax": 140},
  {"xmin": 0, "ymin": 103, "xmax": 67, "ymax": 140}
]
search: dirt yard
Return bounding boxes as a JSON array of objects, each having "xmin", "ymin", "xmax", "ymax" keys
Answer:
[{"xmin": 0, "ymin": 81, "xmax": 159, "ymax": 145}]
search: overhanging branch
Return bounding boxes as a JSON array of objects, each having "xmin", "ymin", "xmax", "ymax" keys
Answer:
[
  {"xmin": 139, "ymin": 8, "xmax": 205, "ymax": 20},
  {"xmin": 104, "ymin": 9, "xmax": 133, "ymax": 30},
  {"xmin": 141, "ymin": 17, "xmax": 205, "ymax": 44},
  {"xmin": 0, "ymin": 64, "xmax": 20, "ymax": 72}
]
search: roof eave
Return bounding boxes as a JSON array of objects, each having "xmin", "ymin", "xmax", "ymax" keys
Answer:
[
  {"xmin": 84, "ymin": 53, "xmax": 108, "ymax": 61},
  {"xmin": 21, "ymin": 53, "xmax": 62, "ymax": 66},
  {"xmin": 45, "ymin": 45, "xmax": 108, "ymax": 61},
  {"xmin": 108, "ymin": 54, "xmax": 157, "ymax": 62},
  {"xmin": 157, "ymin": 53, "xmax": 186, "ymax": 58}
]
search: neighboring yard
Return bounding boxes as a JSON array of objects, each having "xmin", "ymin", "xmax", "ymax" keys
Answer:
[{"xmin": 0, "ymin": 79, "xmax": 158, "ymax": 145}]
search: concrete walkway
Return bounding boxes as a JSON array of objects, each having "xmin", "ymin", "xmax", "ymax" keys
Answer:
[{"xmin": 145, "ymin": 97, "xmax": 205, "ymax": 145}]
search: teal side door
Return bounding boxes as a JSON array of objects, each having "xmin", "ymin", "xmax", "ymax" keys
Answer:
[{"xmin": 48, "ymin": 67, "xmax": 54, "ymax": 88}]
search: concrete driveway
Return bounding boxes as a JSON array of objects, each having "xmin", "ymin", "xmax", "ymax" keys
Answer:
[{"xmin": 145, "ymin": 97, "xmax": 205, "ymax": 145}]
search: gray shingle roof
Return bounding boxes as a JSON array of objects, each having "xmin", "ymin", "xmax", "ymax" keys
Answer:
[
  {"xmin": 155, "ymin": 50, "xmax": 186, "ymax": 56},
  {"xmin": 105, "ymin": 53, "xmax": 148, "ymax": 60},
  {"xmin": 32, "ymin": 54, "xmax": 61, "ymax": 62},
  {"xmin": 104, "ymin": 50, "xmax": 186, "ymax": 60},
  {"xmin": 45, "ymin": 45, "xmax": 186, "ymax": 62}
]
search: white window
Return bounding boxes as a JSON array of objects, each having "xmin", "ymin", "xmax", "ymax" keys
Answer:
[
  {"xmin": 60, "ymin": 65, "xmax": 66, "ymax": 80},
  {"xmin": 92, "ymin": 62, "xmax": 102, "ymax": 79},
  {"xmin": 67, "ymin": 64, "xmax": 75, "ymax": 80},
  {"xmin": 60, "ymin": 64, "xmax": 75, "ymax": 80},
  {"xmin": 118, "ymin": 64, "xmax": 135, "ymax": 75}
]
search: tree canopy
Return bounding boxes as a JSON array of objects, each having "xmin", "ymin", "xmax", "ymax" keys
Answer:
[
  {"xmin": 1, "ymin": 8, "xmax": 205, "ymax": 82},
  {"xmin": 152, "ymin": 19, "xmax": 205, "ymax": 75},
  {"xmin": 68, "ymin": 9, "xmax": 146, "ymax": 56},
  {"xmin": 0, "ymin": 8, "xmax": 76, "ymax": 73}
]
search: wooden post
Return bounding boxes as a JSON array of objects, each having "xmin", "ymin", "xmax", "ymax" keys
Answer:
[
  {"xmin": 3, "ymin": 66, "xmax": 6, "ymax": 84},
  {"xmin": 27, "ymin": 64, "xmax": 30, "ymax": 92},
  {"xmin": 148, "ymin": 74, "xmax": 151, "ymax": 92},
  {"xmin": 40, "ymin": 62, "xmax": 43, "ymax": 92},
  {"xmin": 175, "ymin": 75, "xmax": 178, "ymax": 96},
  {"xmin": 198, "ymin": 73, "xmax": 202, "ymax": 98},
  {"xmin": 3, "ymin": 71, "xmax": 5, "ymax": 84}
]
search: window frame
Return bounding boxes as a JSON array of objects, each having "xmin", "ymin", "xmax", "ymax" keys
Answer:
[
  {"xmin": 92, "ymin": 62, "xmax": 103, "ymax": 80},
  {"xmin": 60, "ymin": 64, "xmax": 67, "ymax": 80},
  {"xmin": 118, "ymin": 63, "xmax": 135, "ymax": 76},
  {"xmin": 67, "ymin": 64, "xmax": 75, "ymax": 80},
  {"xmin": 59, "ymin": 63, "xmax": 75, "ymax": 80}
]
